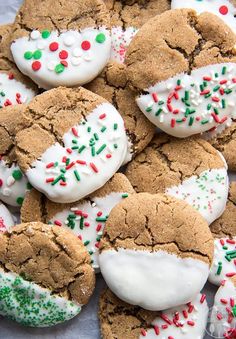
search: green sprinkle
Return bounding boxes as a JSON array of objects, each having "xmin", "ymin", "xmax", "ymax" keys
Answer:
[
  {"xmin": 80, "ymin": 217, "xmax": 84, "ymax": 230},
  {"xmin": 188, "ymin": 116, "xmax": 194, "ymax": 126},
  {"xmin": 216, "ymin": 262, "xmax": 222, "ymax": 275},
  {"xmin": 33, "ymin": 50, "xmax": 42, "ymax": 60},
  {"xmin": 146, "ymin": 106, "xmax": 152, "ymax": 112},
  {"xmin": 84, "ymin": 240, "xmax": 90, "ymax": 246},
  {"xmin": 222, "ymin": 66, "xmax": 227, "ymax": 75},
  {"xmin": 200, "ymin": 84, "xmax": 204, "ymax": 92},
  {"xmin": 26, "ymin": 182, "xmax": 33, "ymax": 190},
  {"xmin": 122, "ymin": 193, "xmax": 129, "ymax": 198},
  {"xmin": 232, "ymin": 305, "xmax": 236, "ymax": 317},
  {"xmin": 215, "ymin": 72, "xmax": 219, "ymax": 78},
  {"xmin": 213, "ymin": 85, "xmax": 220, "ymax": 92},
  {"xmin": 158, "ymin": 101, "xmax": 164, "ymax": 105},
  {"xmin": 89, "ymin": 250, "xmax": 93, "ymax": 255},
  {"xmin": 155, "ymin": 108, "xmax": 162, "ymax": 116},
  {"xmin": 79, "ymin": 145, "xmax": 86, "ymax": 153},
  {"xmin": 222, "ymin": 99, "xmax": 226, "ymax": 109},
  {"xmin": 74, "ymin": 170, "xmax": 80, "ymax": 181},
  {"xmin": 51, "ymin": 175, "xmax": 63, "ymax": 186},
  {"xmin": 223, "ymin": 245, "xmax": 228, "ymax": 250},
  {"xmin": 87, "ymin": 126, "xmax": 91, "ymax": 133},
  {"xmin": 94, "ymin": 133, "xmax": 99, "ymax": 141},
  {"xmin": 55, "ymin": 64, "xmax": 64, "ymax": 74},
  {"xmin": 12, "ymin": 169, "xmax": 23, "ymax": 181},
  {"xmin": 24, "ymin": 51, "xmax": 33, "ymax": 60},
  {"xmin": 177, "ymin": 79, "xmax": 181, "ymax": 86},
  {"xmin": 95, "ymin": 33, "xmax": 106, "ymax": 43},
  {"xmin": 184, "ymin": 91, "xmax": 189, "ymax": 101},
  {"xmin": 96, "ymin": 216, "xmax": 108, "ymax": 222},
  {"xmin": 91, "ymin": 146, "xmax": 95, "ymax": 157},
  {"xmin": 71, "ymin": 146, "xmax": 79, "ymax": 150},
  {"xmin": 41, "ymin": 30, "xmax": 50, "ymax": 39},
  {"xmin": 0, "ymin": 92, "xmax": 5, "ymax": 97},
  {"xmin": 96, "ymin": 144, "xmax": 106, "ymax": 155},
  {"xmin": 114, "ymin": 144, "xmax": 118, "ymax": 149},
  {"xmin": 16, "ymin": 197, "xmax": 24, "ymax": 205},
  {"xmin": 201, "ymin": 119, "xmax": 209, "ymax": 125},
  {"xmin": 101, "ymin": 126, "xmax": 106, "ymax": 133},
  {"xmin": 214, "ymin": 108, "xmax": 219, "ymax": 115},
  {"xmin": 72, "ymin": 139, "xmax": 78, "ymax": 144},
  {"xmin": 204, "ymin": 93, "xmax": 211, "ymax": 99},
  {"xmin": 113, "ymin": 123, "xmax": 118, "ymax": 130}
]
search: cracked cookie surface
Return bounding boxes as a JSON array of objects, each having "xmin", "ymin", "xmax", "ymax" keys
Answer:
[
  {"xmin": 15, "ymin": 87, "xmax": 127, "ymax": 203},
  {"xmin": 0, "ymin": 221, "xmax": 95, "ymax": 327},
  {"xmin": 85, "ymin": 62, "xmax": 155, "ymax": 163},
  {"xmin": 125, "ymin": 133, "xmax": 228, "ymax": 224},
  {"xmin": 99, "ymin": 192, "xmax": 213, "ymax": 310}
]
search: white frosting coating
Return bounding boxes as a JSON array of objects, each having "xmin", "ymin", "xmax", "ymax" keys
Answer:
[
  {"xmin": 0, "ymin": 269, "xmax": 81, "ymax": 327},
  {"xmin": 137, "ymin": 63, "xmax": 236, "ymax": 138},
  {"xmin": 110, "ymin": 26, "xmax": 138, "ymax": 64},
  {"xmin": 99, "ymin": 248, "xmax": 209, "ymax": 311},
  {"xmin": 209, "ymin": 237, "xmax": 236, "ymax": 286},
  {"xmin": 0, "ymin": 73, "xmax": 35, "ymax": 107},
  {"xmin": 140, "ymin": 294, "xmax": 209, "ymax": 339},
  {"xmin": 172, "ymin": 0, "xmax": 236, "ymax": 34},
  {"xmin": 0, "ymin": 160, "xmax": 29, "ymax": 206},
  {"xmin": 122, "ymin": 135, "xmax": 133, "ymax": 165},
  {"xmin": 50, "ymin": 192, "xmax": 130, "ymax": 270},
  {"xmin": 11, "ymin": 29, "xmax": 111, "ymax": 89},
  {"xmin": 0, "ymin": 203, "xmax": 14, "ymax": 232},
  {"xmin": 26, "ymin": 103, "xmax": 127, "ymax": 203},
  {"xmin": 166, "ymin": 168, "xmax": 229, "ymax": 225},
  {"xmin": 209, "ymin": 279, "xmax": 236, "ymax": 338}
]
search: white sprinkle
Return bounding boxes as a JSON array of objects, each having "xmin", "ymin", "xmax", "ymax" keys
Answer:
[
  {"xmin": 37, "ymin": 40, "xmax": 47, "ymax": 50},
  {"xmin": 72, "ymin": 48, "xmax": 83, "ymax": 57},
  {"xmin": 47, "ymin": 61, "xmax": 57, "ymax": 71},
  {"xmin": 83, "ymin": 53, "xmax": 93, "ymax": 61},
  {"xmin": 63, "ymin": 35, "xmax": 76, "ymax": 47},
  {"xmin": 6, "ymin": 176, "xmax": 15, "ymax": 187},
  {"xmin": 2, "ymin": 188, "xmax": 11, "ymax": 196},
  {"xmin": 30, "ymin": 30, "xmax": 40, "ymax": 40},
  {"xmin": 159, "ymin": 114, "xmax": 164, "ymax": 123},
  {"xmin": 71, "ymin": 207, "xmax": 79, "ymax": 212},
  {"xmin": 71, "ymin": 57, "xmax": 82, "ymax": 66}
]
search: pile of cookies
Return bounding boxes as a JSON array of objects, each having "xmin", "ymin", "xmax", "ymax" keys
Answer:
[{"xmin": 0, "ymin": 0, "xmax": 235, "ymax": 338}]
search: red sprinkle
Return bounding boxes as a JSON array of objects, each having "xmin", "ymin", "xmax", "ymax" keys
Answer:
[
  {"xmin": 60, "ymin": 60, "xmax": 68, "ymax": 67},
  {"xmin": 76, "ymin": 160, "xmax": 86, "ymax": 165},
  {"xmin": 161, "ymin": 314, "xmax": 172, "ymax": 325},
  {"xmin": 46, "ymin": 178, "xmax": 54, "ymax": 183},
  {"xmin": 161, "ymin": 325, "xmax": 168, "ymax": 330},
  {"xmin": 187, "ymin": 321, "xmax": 195, "ymax": 327},
  {"xmin": 66, "ymin": 161, "xmax": 75, "ymax": 170},
  {"xmin": 4, "ymin": 99, "xmax": 12, "ymax": 106},
  {"xmin": 152, "ymin": 93, "xmax": 158, "ymax": 102},
  {"xmin": 167, "ymin": 103, "xmax": 173, "ymax": 112},
  {"xmin": 72, "ymin": 127, "xmax": 78, "ymax": 137},
  {"xmin": 62, "ymin": 156, "xmax": 67, "ymax": 163},
  {"xmin": 220, "ymin": 116, "xmax": 228, "ymax": 124},
  {"xmin": 106, "ymin": 154, "xmax": 112, "ymax": 159},
  {"xmin": 211, "ymin": 113, "xmax": 220, "ymax": 123},
  {"xmin": 173, "ymin": 109, "xmax": 179, "ymax": 115},
  {"xmin": 171, "ymin": 119, "xmax": 176, "ymax": 128},
  {"xmin": 203, "ymin": 76, "xmax": 211, "ymax": 81},
  {"xmin": 200, "ymin": 89, "xmax": 210, "ymax": 95},
  {"xmin": 226, "ymin": 272, "xmax": 236, "ymax": 277},
  {"xmin": 96, "ymin": 224, "xmax": 102, "ymax": 232},
  {"xmin": 49, "ymin": 42, "xmax": 59, "ymax": 51},
  {"xmin": 32, "ymin": 61, "xmax": 41, "ymax": 71},
  {"xmin": 217, "ymin": 312, "xmax": 223, "ymax": 320},
  {"xmin": 59, "ymin": 50, "xmax": 68, "ymax": 59},
  {"xmin": 183, "ymin": 310, "xmax": 188, "ymax": 319},
  {"xmin": 99, "ymin": 113, "xmax": 106, "ymax": 119},
  {"xmin": 54, "ymin": 220, "xmax": 62, "ymax": 226},
  {"xmin": 220, "ymin": 79, "xmax": 227, "ymax": 85},
  {"xmin": 212, "ymin": 96, "xmax": 220, "ymax": 102},
  {"xmin": 220, "ymin": 298, "xmax": 228, "ymax": 304},
  {"xmin": 46, "ymin": 162, "xmax": 54, "ymax": 169},
  {"xmin": 153, "ymin": 325, "xmax": 159, "ymax": 335},
  {"xmin": 8, "ymin": 73, "xmax": 14, "ymax": 79},
  {"xmin": 220, "ymin": 239, "xmax": 225, "ymax": 246},
  {"xmin": 97, "ymin": 211, "xmax": 102, "ymax": 217},
  {"xmin": 90, "ymin": 162, "xmax": 98, "ymax": 173},
  {"xmin": 219, "ymin": 5, "xmax": 228, "ymax": 15},
  {"xmin": 60, "ymin": 181, "xmax": 67, "ymax": 186},
  {"xmin": 66, "ymin": 148, "xmax": 72, "ymax": 154},
  {"xmin": 200, "ymin": 294, "xmax": 206, "ymax": 304},
  {"xmin": 81, "ymin": 40, "xmax": 91, "ymax": 51},
  {"xmin": 220, "ymin": 88, "xmax": 225, "ymax": 95},
  {"xmin": 226, "ymin": 239, "xmax": 236, "ymax": 244},
  {"xmin": 0, "ymin": 179, "xmax": 3, "ymax": 187},
  {"xmin": 84, "ymin": 222, "xmax": 90, "ymax": 227}
]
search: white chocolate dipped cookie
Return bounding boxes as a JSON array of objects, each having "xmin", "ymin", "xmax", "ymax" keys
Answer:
[
  {"xmin": 14, "ymin": 87, "xmax": 127, "ymax": 203},
  {"xmin": 125, "ymin": 134, "xmax": 229, "ymax": 225},
  {"xmin": 10, "ymin": 0, "xmax": 112, "ymax": 89},
  {"xmin": 99, "ymin": 193, "xmax": 214, "ymax": 311},
  {"xmin": 21, "ymin": 173, "xmax": 135, "ymax": 270},
  {"xmin": 0, "ymin": 222, "xmax": 95, "ymax": 327},
  {"xmin": 125, "ymin": 9, "xmax": 236, "ymax": 138}
]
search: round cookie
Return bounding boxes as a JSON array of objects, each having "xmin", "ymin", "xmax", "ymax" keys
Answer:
[
  {"xmin": 209, "ymin": 277, "xmax": 236, "ymax": 338},
  {"xmin": 172, "ymin": 0, "xmax": 236, "ymax": 34},
  {"xmin": 0, "ymin": 24, "xmax": 36, "ymax": 107},
  {"xmin": 100, "ymin": 289, "xmax": 209, "ymax": 339},
  {"xmin": 125, "ymin": 9, "xmax": 236, "ymax": 138},
  {"xmin": 10, "ymin": 0, "xmax": 111, "ymax": 89},
  {"xmin": 0, "ymin": 222, "xmax": 95, "ymax": 327},
  {"xmin": 86, "ymin": 62, "xmax": 156, "ymax": 163},
  {"xmin": 14, "ymin": 87, "xmax": 127, "ymax": 203},
  {"xmin": 0, "ymin": 105, "xmax": 32, "ymax": 207},
  {"xmin": 209, "ymin": 121, "xmax": 236, "ymax": 171},
  {"xmin": 0, "ymin": 203, "xmax": 15, "ymax": 232},
  {"xmin": 99, "ymin": 193, "xmax": 214, "ymax": 311},
  {"xmin": 125, "ymin": 134, "xmax": 228, "ymax": 225},
  {"xmin": 21, "ymin": 173, "xmax": 135, "ymax": 270},
  {"xmin": 104, "ymin": 0, "xmax": 170, "ymax": 63}
]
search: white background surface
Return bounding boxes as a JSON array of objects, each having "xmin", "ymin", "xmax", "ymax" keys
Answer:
[{"xmin": 0, "ymin": 1, "xmax": 226, "ymax": 338}]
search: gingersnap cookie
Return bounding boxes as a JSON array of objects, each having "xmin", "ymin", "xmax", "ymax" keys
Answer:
[
  {"xmin": 21, "ymin": 173, "xmax": 135, "ymax": 270},
  {"xmin": 125, "ymin": 134, "xmax": 228, "ymax": 225},
  {"xmin": 125, "ymin": 9, "xmax": 236, "ymax": 138},
  {"xmin": 0, "ymin": 105, "xmax": 32, "ymax": 207},
  {"xmin": 0, "ymin": 222, "xmax": 95, "ymax": 327},
  {"xmin": 172, "ymin": 0, "xmax": 236, "ymax": 34},
  {"xmin": 0, "ymin": 203, "xmax": 14, "ymax": 232},
  {"xmin": 0, "ymin": 24, "xmax": 36, "ymax": 107},
  {"xmin": 15, "ymin": 87, "xmax": 127, "ymax": 203},
  {"xmin": 99, "ymin": 193, "xmax": 214, "ymax": 311},
  {"xmin": 100, "ymin": 289, "xmax": 209, "ymax": 339},
  {"xmin": 86, "ymin": 62, "xmax": 156, "ymax": 163},
  {"xmin": 10, "ymin": 0, "xmax": 111, "ymax": 89},
  {"xmin": 104, "ymin": 0, "xmax": 170, "ymax": 63},
  {"xmin": 209, "ymin": 277, "xmax": 236, "ymax": 338}
]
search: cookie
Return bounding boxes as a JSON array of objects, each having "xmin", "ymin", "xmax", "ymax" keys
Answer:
[
  {"xmin": 209, "ymin": 277, "xmax": 236, "ymax": 338},
  {"xmin": 210, "ymin": 182, "xmax": 236, "ymax": 238},
  {"xmin": 172, "ymin": 0, "xmax": 236, "ymax": 34},
  {"xmin": 125, "ymin": 134, "xmax": 228, "ymax": 225},
  {"xmin": 99, "ymin": 289, "xmax": 209, "ymax": 339},
  {"xmin": 125, "ymin": 9, "xmax": 236, "ymax": 138},
  {"xmin": 10, "ymin": 0, "xmax": 111, "ymax": 89},
  {"xmin": 21, "ymin": 173, "xmax": 135, "ymax": 270},
  {"xmin": 0, "ymin": 203, "xmax": 14, "ymax": 232},
  {"xmin": 209, "ymin": 237, "xmax": 236, "ymax": 286},
  {"xmin": 0, "ymin": 24, "xmax": 36, "ymax": 107},
  {"xmin": 86, "ymin": 62, "xmax": 156, "ymax": 163},
  {"xmin": 0, "ymin": 222, "xmax": 95, "ymax": 327},
  {"xmin": 104, "ymin": 0, "xmax": 170, "ymax": 63},
  {"xmin": 209, "ymin": 121, "xmax": 236, "ymax": 171},
  {"xmin": 0, "ymin": 105, "xmax": 32, "ymax": 207},
  {"xmin": 14, "ymin": 87, "xmax": 127, "ymax": 203},
  {"xmin": 99, "ymin": 193, "xmax": 214, "ymax": 311}
]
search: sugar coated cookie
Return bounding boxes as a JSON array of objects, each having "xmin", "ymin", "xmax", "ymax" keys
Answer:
[
  {"xmin": 15, "ymin": 87, "xmax": 127, "ymax": 203},
  {"xmin": 86, "ymin": 62, "xmax": 156, "ymax": 163},
  {"xmin": 104, "ymin": 0, "xmax": 170, "ymax": 63},
  {"xmin": 21, "ymin": 173, "xmax": 135, "ymax": 270},
  {"xmin": 0, "ymin": 222, "xmax": 95, "ymax": 327},
  {"xmin": 125, "ymin": 134, "xmax": 228, "ymax": 224},
  {"xmin": 209, "ymin": 237, "xmax": 236, "ymax": 286},
  {"xmin": 100, "ymin": 289, "xmax": 209, "ymax": 339},
  {"xmin": 172, "ymin": 0, "xmax": 236, "ymax": 34},
  {"xmin": 125, "ymin": 9, "xmax": 236, "ymax": 138},
  {"xmin": 209, "ymin": 277, "xmax": 236, "ymax": 338},
  {"xmin": 10, "ymin": 0, "xmax": 111, "ymax": 89},
  {"xmin": 99, "ymin": 193, "xmax": 214, "ymax": 311}
]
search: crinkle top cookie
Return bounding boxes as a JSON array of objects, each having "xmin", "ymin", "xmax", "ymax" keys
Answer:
[{"xmin": 125, "ymin": 9, "xmax": 236, "ymax": 137}]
